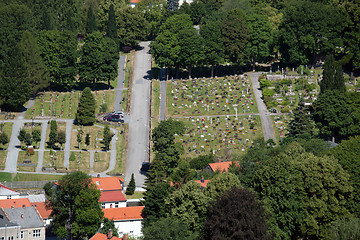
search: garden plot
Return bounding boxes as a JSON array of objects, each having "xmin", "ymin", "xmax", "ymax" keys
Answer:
[
  {"xmin": 167, "ymin": 75, "xmax": 257, "ymax": 117},
  {"xmin": 175, "ymin": 115, "xmax": 262, "ymax": 157},
  {"xmin": 25, "ymin": 90, "xmax": 115, "ymax": 119}
]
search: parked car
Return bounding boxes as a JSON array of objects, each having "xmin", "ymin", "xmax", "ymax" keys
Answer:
[
  {"xmin": 112, "ymin": 111, "xmax": 124, "ymax": 116},
  {"xmin": 103, "ymin": 114, "xmax": 124, "ymax": 122}
]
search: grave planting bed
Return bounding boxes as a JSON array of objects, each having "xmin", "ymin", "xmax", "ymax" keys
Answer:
[
  {"xmin": 167, "ymin": 75, "xmax": 258, "ymax": 117},
  {"xmin": 175, "ymin": 115, "xmax": 262, "ymax": 157},
  {"xmin": 25, "ymin": 90, "xmax": 115, "ymax": 119},
  {"xmin": 43, "ymin": 150, "xmax": 65, "ymax": 171}
]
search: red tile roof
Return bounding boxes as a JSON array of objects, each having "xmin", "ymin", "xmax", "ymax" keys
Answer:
[
  {"xmin": 92, "ymin": 177, "xmax": 123, "ymax": 191},
  {"xmin": 130, "ymin": 0, "xmax": 140, "ymax": 3},
  {"xmin": 90, "ymin": 232, "xmax": 122, "ymax": 240},
  {"xmin": 103, "ymin": 206, "xmax": 144, "ymax": 221},
  {"xmin": 100, "ymin": 190, "xmax": 127, "ymax": 203},
  {"xmin": 208, "ymin": 161, "xmax": 238, "ymax": 173},
  {"xmin": 32, "ymin": 202, "xmax": 52, "ymax": 219},
  {"xmin": 194, "ymin": 179, "xmax": 211, "ymax": 188},
  {"xmin": 0, "ymin": 198, "xmax": 32, "ymax": 209}
]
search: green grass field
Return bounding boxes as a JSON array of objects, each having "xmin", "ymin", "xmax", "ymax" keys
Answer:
[
  {"xmin": 0, "ymin": 151, "xmax": 7, "ymax": 170},
  {"xmin": 69, "ymin": 151, "xmax": 90, "ymax": 172},
  {"xmin": 166, "ymin": 75, "xmax": 258, "ymax": 117},
  {"xmin": 108, "ymin": 124, "xmax": 127, "ymax": 176},
  {"xmin": 17, "ymin": 151, "xmax": 39, "ymax": 172},
  {"xmin": 0, "ymin": 122, "xmax": 13, "ymax": 149}
]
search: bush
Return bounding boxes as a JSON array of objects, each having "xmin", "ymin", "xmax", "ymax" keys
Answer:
[
  {"xmin": 100, "ymin": 103, "xmax": 108, "ymax": 113},
  {"xmin": 27, "ymin": 147, "xmax": 35, "ymax": 156},
  {"xmin": 262, "ymin": 88, "xmax": 274, "ymax": 98},
  {"xmin": 70, "ymin": 152, "xmax": 76, "ymax": 162}
]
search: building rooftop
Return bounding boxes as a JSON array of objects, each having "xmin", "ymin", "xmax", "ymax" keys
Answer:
[
  {"xmin": 0, "ymin": 209, "xmax": 18, "ymax": 228},
  {"xmin": 92, "ymin": 177, "xmax": 123, "ymax": 191},
  {"xmin": 31, "ymin": 202, "xmax": 52, "ymax": 220},
  {"xmin": 0, "ymin": 183, "xmax": 19, "ymax": 197},
  {"xmin": 90, "ymin": 232, "xmax": 122, "ymax": 240},
  {"xmin": 100, "ymin": 190, "xmax": 127, "ymax": 203},
  {"xmin": 103, "ymin": 206, "xmax": 144, "ymax": 221},
  {"xmin": 207, "ymin": 161, "xmax": 238, "ymax": 173},
  {"xmin": 0, "ymin": 198, "xmax": 32, "ymax": 209},
  {"xmin": 4, "ymin": 206, "xmax": 45, "ymax": 228}
]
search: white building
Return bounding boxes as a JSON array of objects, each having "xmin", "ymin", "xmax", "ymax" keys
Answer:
[{"xmin": 0, "ymin": 183, "xmax": 20, "ymax": 200}]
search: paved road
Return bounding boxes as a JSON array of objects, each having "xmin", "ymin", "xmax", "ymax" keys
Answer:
[
  {"xmin": 248, "ymin": 72, "xmax": 275, "ymax": 141},
  {"xmin": 4, "ymin": 120, "xmax": 24, "ymax": 172},
  {"xmin": 63, "ymin": 120, "xmax": 73, "ymax": 169},
  {"xmin": 125, "ymin": 42, "xmax": 152, "ymax": 187}
]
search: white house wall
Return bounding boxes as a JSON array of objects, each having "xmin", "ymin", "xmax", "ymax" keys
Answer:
[{"xmin": 114, "ymin": 219, "xmax": 142, "ymax": 238}]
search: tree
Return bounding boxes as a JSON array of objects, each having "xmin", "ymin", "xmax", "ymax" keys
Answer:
[
  {"xmin": 285, "ymin": 99, "xmax": 315, "ymax": 140},
  {"xmin": 125, "ymin": 173, "xmax": 136, "ymax": 195},
  {"xmin": 85, "ymin": 5, "xmax": 97, "ymax": 34},
  {"xmin": 245, "ymin": 13, "xmax": 272, "ymax": 71},
  {"xmin": 47, "ymin": 171, "xmax": 103, "ymax": 239},
  {"xmin": 24, "ymin": 133, "xmax": 33, "ymax": 147},
  {"xmin": 142, "ymin": 182, "xmax": 173, "ymax": 227},
  {"xmin": 189, "ymin": 154, "xmax": 214, "ymax": 170},
  {"xmin": 106, "ymin": 4, "xmax": 119, "ymax": 48},
  {"xmin": 170, "ymin": 160, "xmax": 196, "ymax": 187},
  {"xmin": 143, "ymin": 217, "xmax": 197, "ymax": 240},
  {"xmin": 56, "ymin": 131, "xmax": 66, "ymax": 151},
  {"xmin": 103, "ymin": 125, "xmax": 114, "ymax": 151},
  {"xmin": 32, "ymin": 129, "xmax": 41, "ymax": 148},
  {"xmin": 0, "ymin": 132, "xmax": 9, "ymax": 149},
  {"xmin": 320, "ymin": 55, "xmax": 346, "ymax": 93},
  {"xmin": 18, "ymin": 129, "xmax": 27, "ymax": 148},
  {"xmin": 116, "ymin": 7, "xmax": 150, "ymax": 48},
  {"xmin": 167, "ymin": 0, "xmax": 179, "ymax": 11},
  {"xmin": 203, "ymin": 187, "xmax": 270, "ymax": 240},
  {"xmin": 222, "ymin": 8, "xmax": 250, "ymax": 65},
  {"xmin": 205, "ymin": 172, "xmax": 241, "ymax": 199},
  {"xmin": 100, "ymin": 218, "xmax": 118, "ymax": 237},
  {"xmin": 253, "ymin": 142, "xmax": 353, "ymax": 239},
  {"xmin": 165, "ymin": 181, "xmax": 211, "ymax": 233},
  {"xmin": 76, "ymin": 87, "xmax": 96, "ymax": 126},
  {"xmin": 278, "ymin": 1, "xmax": 345, "ymax": 66},
  {"xmin": 0, "ymin": 47, "xmax": 31, "ymax": 111},
  {"xmin": 85, "ymin": 133, "xmax": 90, "ymax": 148},
  {"xmin": 17, "ymin": 30, "xmax": 50, "ymax": 94},
  {"xmin": 77, "ymin": 130, "xmax": 83, "ymax": 149},
  {"xmin": 79, "ymin": 32, "xmax": 118, "ymax": 88},
  {"xmin": 48, "ymin": 120, "xmax": 57, "ymax": 148}
]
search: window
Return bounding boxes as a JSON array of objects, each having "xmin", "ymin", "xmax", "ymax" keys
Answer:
[
  {"xmin": 20, "ymin": 231, "xmax": 24, "ymax": 239},
  {"xmin": 7, "ymin": 195, "xmax": 11, "ymax": 199},
  {"xmin": 102, "ymin": 203, "xmax": 105, "ymax": 208},
  {"xmin": 115, "ymin": 202, "xmax": 119, "ymax": 208},
  {"xmin": 8, "ymin": 237, "xmax": 14, "ymax": 240},
  {"xmin": 1, "ymin": 237, "xmax": 4, "ymax": 240},
  {"xmin": 130, "ymin": 231, "xmax": 134, "ymax": 234},
  {"xmin": 33, "ymin": 229, "xmax": 41, "ymax": 237}
]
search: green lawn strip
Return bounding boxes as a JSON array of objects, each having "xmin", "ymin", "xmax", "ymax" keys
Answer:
[
  {"xmin": 104, "ymin": 90, "xmax": 116, "ymax": 113},
  {"xmin": 42, "ymin": 150, "xmax": 65, "ymax": 170},
  {"xmin": 121, "ymin": 89, "xmax": 128, "ymax": 112},
  {"xmin": 0, "ymin": 172, "xmax": 13, "ymax": 181},
  {"xmin": 108, "ymin": 124, "xmax": 127, "ymax": 176},
  {"xmin": 13, "ymin": 173, "xmax": 60, "ymax": 181},
  {"xmin": 17, "ymin": 151, "xmax": 39, "ymax": 172},
  {"xmin": 125, "ymin": 191, "xmax": 144, "ymax": 199},
  {"xmin": 68, "ymin": 151, "xmax": 90, "ymax": 173},
  {"xmin": 124, "ymin": 51, "xmax": 135, "ymax": 89},
  {"xmin": 70, "ymin": 125, "xmax": 105, "ymax": 151},
  {"xmin": 166, "ymin": 76, "xmax": 257, "ymax": 117},
  {"xmin": 174, "ymin": 115, "xmax": 262, "ymax": 158},
  {"xmin": 0, "ymin": 151, "xmax": 7, "ymax": 170},
  {"xmin": 0, "ymin": 122, "xmax": 13, "ymax": 149},
  {"xmin": 152, "ymin": 80, "xmax": 161, "ymax": 119},
  {"xmin": 93, "ymin": 151, "xmax": 110, "ymax": 173},
  {"xmin": 94, "ymin": 90, "xmax": 105, "ymax": 115}
]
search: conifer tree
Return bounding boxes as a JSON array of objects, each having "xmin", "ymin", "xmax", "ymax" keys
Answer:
[
  {"xmin": 76, "ymin": 87, "xmax": 96, "ymax": 126},
  {"xmin": 126, "ymin": 173, "xmax": 136, "ymax": 195},
  {"xmin": 320, "ymin": 55, "xmax": 346, "ymax": 93},
  {"xmin": 86, "ymin": 5, "xmax": 97, "ymax": 34},
  {"xmin": 106, "ymin": 4, "xmax": 119, "ymax": 49}
]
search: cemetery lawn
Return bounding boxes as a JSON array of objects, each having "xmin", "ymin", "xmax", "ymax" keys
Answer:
[
  {"xmin": 17, "ymin": 151, "xmax": 39, "ymax": 172},
  {"xmin": 43, "ymin": 150, "xmax": 65, "ymax": 171},
  {"xmin": 25, "ymin": 90, "xmax": 116, "ymax": 119},
  {"xmin": 45, "ymin": 122, "xmax": 67, "ymax": 150},
  {"xmin": 93, "ymin": 151, "xmax": 110, "ymax": 172},
  {"xmin": 0, "ymin": 112, "xmax": 17, "ymax": 120},
  {"xmin": 13, "ymin": 173, "xmax": 61, "ymax": 181},
  {"xmin": 0, "ymin": 151, "xmax": 7, "ymax": 170},
  {"xmin": 68, "ymin": 151, "xmax": 90, "ymax": 172},
  {"xmin": 108, "ymin": 124, "xmax": 127, "ymax": 175},
  {"xmin": 272, "ymin": 114, "xmax": 290, "ymax": 143},
  {"xmin": 166, "ymin": 75, "xmax": 258, "ymax": 117},
  {"xmin": 0, "ymin": 172, "xmax": 13, "ymax": 181},
  {"xmin": 174, "ymin": 115, "xmax": 262, "ymax": 158},
  {"xmin": 121, "ymin": 89, "xmax": 129, "ymax": 112},
  {"xmin": 1, "ymin": 122, "xmax": 13, "ymax": 149},
  {"xmin": 70, "ymin": 125, "xmax": 105, "ymax": 151},
  {"xmin": 151, "ymin": 80, "xmax": 161, "ymax": 122},
  {"xmin": 123, "ymin": 51, "xmax": 135, "ymax": 89}
]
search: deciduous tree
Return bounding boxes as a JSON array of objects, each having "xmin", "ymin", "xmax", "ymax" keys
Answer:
[
  {"xmin": 0, "ymin": 132, "xmax": 9, "ymax": 149},
  {"xmin": 32, "ymin": 129, "xmax": 41, "ymax": 148},
  {"xmin": 56, "ymin": 131, "xmax": 66, "ymax": 150},
  {"xmin": 205, "ymin": 172, "xmax": 241, "ymax": 199}
]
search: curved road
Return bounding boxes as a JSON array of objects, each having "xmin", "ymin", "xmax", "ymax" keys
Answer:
[{"xmin": 124, "ymin": 42, "xmax": 152, "ymax": 187}]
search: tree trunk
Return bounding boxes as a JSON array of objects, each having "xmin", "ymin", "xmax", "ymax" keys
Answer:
[
  {"xmin": 166, "ymin": 67, "xmax": 169, "ymax": 81},
  {"xmin": 189, "ymin": 67, "xmax": 192, "ymax": 79},
  {"xmin": 108, "ymin": 78, "xmax": 111, "ymax": 89},
  {"xmin": 176, "ymin": 66, "xmax": 179, "ymax": 79},
  {"xmin": 252, "ymin": 57, "xmax": 256, "ymax": 72},
  {"xmin": 211, "ymin": 65, "xmax": 214, "ymax": 78}
]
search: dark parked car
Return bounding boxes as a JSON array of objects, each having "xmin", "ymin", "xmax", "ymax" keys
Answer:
[{"xmin": 103, "ymin": 114, "xmax": 124, "ymax": 122}]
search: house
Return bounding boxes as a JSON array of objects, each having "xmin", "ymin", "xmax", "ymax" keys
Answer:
[
  {"xmin": 90, "ymin": 230, "xmax": 126, "ymax": 240},
  {"xmin": 0, "ymin": 198, "xmax": 32, "ymax": 209},
  {"xmin": 3, "ymin": 206, "xmax": 46, "ymax": 240},
  {"xmin": 103, "ymin": 206, "xmax": 144, "ymax": 238},
  {"xmin": 0, "ymin": 183, "xmax": 20, "ymax": 200},
  {"xmin": 204, "ymin": 161, "xmax": 239, "ymax": 173},
  {"xmin": 0, "ymin": 208, "xmax": 19, "ymax": 240},
  {"xmin": 92, "ymin": 176, "xmax": 127, "ymax": 209},
  {"xmin": 194, "ymin": 177, "xmax": 210, "ymax": 189},
  {"xmin": 31, "ymin": 202, "xmax": 52, "ymax": 226},
  {"xmin": 129, "ymin": 0, "xmax": 139, "ymax": 8}
]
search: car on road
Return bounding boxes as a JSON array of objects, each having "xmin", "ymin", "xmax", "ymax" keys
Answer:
[
  {"xmin": 103, "ymin": 114, "xmax": 124, "ymax": 122},
  {"xmin": 112, "ymin": 111, "xmax": 124, "ymax": 116}
]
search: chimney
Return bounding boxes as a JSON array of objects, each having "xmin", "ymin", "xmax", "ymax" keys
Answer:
[
  {"xmin": 201, "ymin": 176, "xmax": 204, "ymax": 183},
  {"xmin": 107, "ymin": 229, "xmax": 113, "ymax": 239},
  {"xmin": 21, "ymin": 214, "xmax": 24, "ymax": 219},
  {"xmin": 122, "ymin": 234, "xmax": 128, "ymax": 240},
  {"xmin": 97, "ymin": 174, "xmax": 100, "ymax": 178}
]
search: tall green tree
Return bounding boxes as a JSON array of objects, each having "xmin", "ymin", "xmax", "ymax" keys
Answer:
[
  {"xmin": 17, "ymin": 30, "xmax": 50, "ymax": 94},
  {"xmin": 253, "ymin": 142, "xmax": 353, "ymax": 239},
  {"xmin": 320, "ymin": 55, "xmax": 346, "ymax": 93},
  {"xmin": 85, "ymin": 5, "xmax": 97, "ymax": 34},
  {"xmin": 76, "ymin": 87, "xmax": 96, "ymax": 126},
  {"xmin": 0, "ymin": 132, "xmax": 9, "ymax": 149},
  {"xmin": 56, "ymin": 131, "xmax": 66, "ymax": 151},
  {"xmin": 48, "ymin": 120, "xmax": 57, "ymax": 148},
  {"xmin": 32, "ymin": 129, "xmax": 41, "ymax": 148},
  {"xmin": 125, "ymin": 173, "xmax": 136, "ymax": 195},
  {"xmin": 100, "ymin": 218, "xmax": 119, "ymax": 237},
  {"xmin": 222, "ymin": 8, "xmax": 250, "ymax": 65},
  {"xmin": 203, "ymin": 187, "xmax": 271, "ymax": 240},
  {"xmin": 47, "ymin": 171, "xmax": 103, "ymax": 239},
  {"xmin": 204, "ymin": 172, "xmax": 241, "ymax": 199},
  {"xmin": 106, "ymin": 4, "xmax": 119, "ymax": 48},
  {"xmin": 103, "ymin": 125, "xmax": 114, "ymax": 151}
]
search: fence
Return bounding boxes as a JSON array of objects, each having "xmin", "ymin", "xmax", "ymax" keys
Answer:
[{"xmin": 2, "ymin": 180, "xmax": 55, "ymax": 189}]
